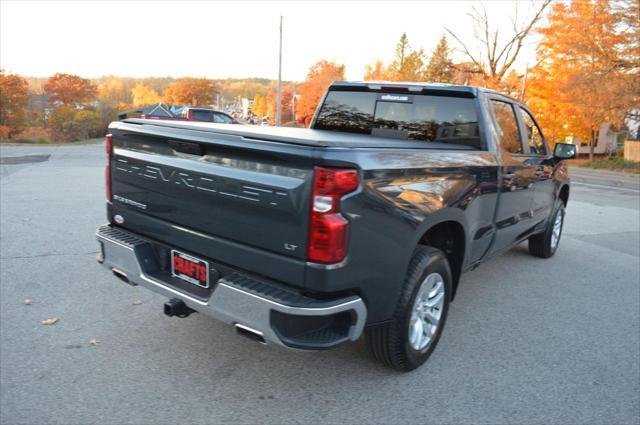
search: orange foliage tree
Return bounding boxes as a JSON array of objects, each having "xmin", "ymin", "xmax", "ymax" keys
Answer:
[
  {"xmin": 44, "ymin": 73, "xmax": 96, "ymax": 105},
  {"xmin": 296, "ymin": 60, "xmax": 345, "ymax": 125},
  {"xmin": 266, "ymin": 86, "xmax": 295, "ymax": 124},
  {"xmin": 163, "ymin": 78, "xmax": 216, "ymax": 106},
  {"xmin": 98, "ymin": 79, "xmax": 127, "ymax": 105},
  {"xmin": 252, "ymin": 93, "xmax": 267, "ymax": 118},
  {"xmin": 0, "ymin": 69, "xmax": 29, "ymax": 138},
  {"xmin": 526, "ymin": 0, "xmax": 639, "ymax": 147},
  {"xmin": 364, "ymin": 60, "xmax": 386, "ymax": 81},
  {"xmin": 131, "ymin": 84, "xmax": 162, "ymax": 106}
]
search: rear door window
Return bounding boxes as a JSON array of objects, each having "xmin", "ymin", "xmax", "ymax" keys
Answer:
[
  {"xmin": 213, "ymin": 113, "xmax": 233, "ymax": 123},
  {"xmin": 314, "ymin": 90, "xmax": 482, "ymax": 149},
  {"xmin": 192, "ymin": 110, "xmax": 213, "ymax": 122},
  {"xmin": 491, "ymin": 100, "xmax": 523, "ymax": 154}
]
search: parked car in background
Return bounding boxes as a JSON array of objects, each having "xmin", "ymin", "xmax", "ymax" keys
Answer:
[
  {"xmin": 117, "ymin": 104, "xmax": 239, "ymax": 124},
  {"xmin": 170, "ymin": 107, "xmax": 239, "ymax": 124}
]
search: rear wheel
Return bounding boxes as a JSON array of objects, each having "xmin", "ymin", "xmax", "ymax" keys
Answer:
[
  {"xmin": 366, "ymin": 246, "xmax": 452, "ymax": 371},
  {"xmin": 529, "ymin": 200, "xmax": 565, "ymax": 258}
]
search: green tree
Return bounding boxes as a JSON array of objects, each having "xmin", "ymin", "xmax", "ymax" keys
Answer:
[
  {"xmin": 424, "ymin": 36, "xmax": 454, "ymax": 83},
  {"xmin": 47, "ymin": 106, "xmax": 101, "ymax": 141},
  {"xmin": 73, "ymin": 110, "xmax": 102, "ymax": 140},
  {"xmin": 48, "ymin": 105, "xmax": 79, "ymax": 141},
  {"xmin": 387, "ymin": 33, "xmax": 425, "ymax": 81},
  {"xmin": 363, "ymin": 34, "xmax": 426, "ymax": 82},
  {"xmin": 0, "ymin": 69, "xmax": 29, "ymax": 138}
]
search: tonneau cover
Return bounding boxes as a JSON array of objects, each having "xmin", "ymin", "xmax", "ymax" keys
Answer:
[{"xmin": 110, "ymin": 119, "xmax": 476, "ymax": 150}]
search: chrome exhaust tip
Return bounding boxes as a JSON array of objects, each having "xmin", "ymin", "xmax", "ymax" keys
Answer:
[{"xmin": 235, "ymin": 323, "xmax": 267, "ymax": 344}]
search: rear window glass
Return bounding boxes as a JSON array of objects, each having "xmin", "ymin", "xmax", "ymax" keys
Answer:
[{"xmin": 314, "ymin": 91, "xmax": 482, "ymax": 149}]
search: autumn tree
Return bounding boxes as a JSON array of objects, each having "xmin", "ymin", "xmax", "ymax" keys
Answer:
[
  {"xmin": 163, "ymin": 78, "xmax": 216, "ymax": 106},
  {"xmin": 267, "ymin": 86, "xmax": 295, "ymax": 124},
  {"xmin": 131, "ymin": 84, "xmax": 162, "ymax": 106},
  {"xmin": 0, "ymin": 70, "xmax": 29, "ymax": 138},
  {"xmin": 500, "ymin": 69, "xmax": 523, "ymax": 98},
  {"xmin": 446, "ymin": 1, "xmax": 551, "ymax": 86},
  {"xmin": 47, "ymin": 105, "xmax": 100, "ymax": 141},
  {"xmin": 98, "ymin": 79, "xmax": 127, "ymax": 105},
  {"xmin": 44, "ymin": 73, "xmax": 96, "ymax": 105},
  {"xmin": 296, "ymin": 60, "xmax": 346, "ymax": 125},
  {"xmin": 526, "ymin": 0, "xmax": 639, "ymax": 153},
  {"xmin": 424, "ymin": 35, "xmax": 454, "ymax": 83},
  {"xmin": 616, "ymin": 0, "xmax": 639, "ymax": 72},
  {"xmin": 225, "ymin": 79, "xmax": 270, "ymax": 99},
  {"xmin": 252, "ymin": 93, "xmax": 267, "ymax": 117},
  {"xmin": 364, "ymin": 60, "xmax": 386, "ymax": 81}
]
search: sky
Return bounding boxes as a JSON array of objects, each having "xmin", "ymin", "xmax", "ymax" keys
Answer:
[{"xmin": 0, "ymin": 0, "xmax": 544, "ymax": 82}]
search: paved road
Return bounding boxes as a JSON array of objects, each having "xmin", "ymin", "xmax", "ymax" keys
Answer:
[
  {"xmin": 569, "ymin": 166, "xmax": 640, "ymax": 191},
  {"xmin": 1, "ymin": 144, "xmax": 639, "ymax": 425}
]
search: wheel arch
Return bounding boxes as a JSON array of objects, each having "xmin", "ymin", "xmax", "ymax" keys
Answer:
[{"xmin": 414, "ymin": 214, "xmax": 467, "ymax": 300}]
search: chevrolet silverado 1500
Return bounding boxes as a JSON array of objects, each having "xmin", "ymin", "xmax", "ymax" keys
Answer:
[{"xmin": 96, "ymin": 81, "xmax": 576, "ymax": 371}]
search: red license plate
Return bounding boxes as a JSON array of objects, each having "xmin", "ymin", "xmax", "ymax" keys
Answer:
[{"xmin": 171, "ymin": 250, "xmax": 209, "ymax": 288}]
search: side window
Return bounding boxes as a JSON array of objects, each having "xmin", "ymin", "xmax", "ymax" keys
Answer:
[
  {"xmin": 491, "ymin": 100, "xmax": 522, "ymax": 154},
  {"xmin": 192, "ymin": 110, "xmax": 213, "ymax": 122},
  {"xmin": 213, "ymin": 113, "xmax": 233, "ymax": 123},
  {"xmin": 520, "ymin": 108, "xmax": 547, "ymax": 155}
]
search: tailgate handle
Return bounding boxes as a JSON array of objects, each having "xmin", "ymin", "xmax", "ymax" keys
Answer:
[{"xmin": 168, "ymin": 140, "xmax": 206, "ymax": 156}]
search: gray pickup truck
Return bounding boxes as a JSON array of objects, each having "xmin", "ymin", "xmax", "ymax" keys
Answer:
[{"xmin": 96, "ymin": 81, "xmax": 576, "ymax": 371}]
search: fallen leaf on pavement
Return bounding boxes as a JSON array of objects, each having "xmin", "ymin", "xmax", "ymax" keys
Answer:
[
  {"xmin": 89, "ymin": 338, "xmax": 99, "ymax": 346},
  {"xmin": 132, "ymin": 299, "xmax": 142, "ymax": 305},
  {"xmin": 41, "ymin": 318, "xmax": 58, "ymax": 325},
  {"xmin": 23, "ymin": 299, "xmax": 33, "ymax": 305}
]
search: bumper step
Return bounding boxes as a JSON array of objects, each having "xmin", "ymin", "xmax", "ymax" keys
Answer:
[{"xmin": 96, "ymin": 224, "xmax": 367, "ymax": 350}]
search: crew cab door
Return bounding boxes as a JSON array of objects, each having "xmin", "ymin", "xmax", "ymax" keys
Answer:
[
  {"xmin": 517, "ymin": 106, "xmax": 555, "ymax": 222},
  {"xmin": 487, "ymin": 98, "xmax": 537, "ymax": 255}
]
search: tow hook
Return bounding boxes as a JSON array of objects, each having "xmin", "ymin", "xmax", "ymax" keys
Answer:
[{"xmin": 164, "ymin": 298, "xmax": 196, "ymax": 318}]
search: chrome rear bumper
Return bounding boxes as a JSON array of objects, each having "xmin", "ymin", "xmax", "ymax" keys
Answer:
[{"xmin": 96, "ymin": 225, "xmax": 367, "ymax": 349}]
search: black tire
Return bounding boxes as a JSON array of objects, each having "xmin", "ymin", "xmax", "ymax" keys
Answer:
[
  {"xmin": 529, "ymin": 200, "xmax": 565, "ymax": 258},
  {"xmin": 366, "ymin": 246, "xmax": 452, "ymax": 372}
]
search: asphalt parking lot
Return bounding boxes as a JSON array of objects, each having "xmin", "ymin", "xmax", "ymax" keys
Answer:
[{"xmin": 1, "ymin": 143, "xmax": 639, "ymax": 425}]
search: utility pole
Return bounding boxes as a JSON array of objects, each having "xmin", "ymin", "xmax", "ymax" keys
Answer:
[{"xmin": 276, "ymin": 15, "xmax": 283, "ymax": 127}]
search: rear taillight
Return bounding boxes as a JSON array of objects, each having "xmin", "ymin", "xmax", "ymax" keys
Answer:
[
  {"xmin": 307, "ymin": 167, "xmax": 358, "ymax": 264},
  {"xmin": 105, "ymin": 134, "xmax": 112, "ymax": 202}
]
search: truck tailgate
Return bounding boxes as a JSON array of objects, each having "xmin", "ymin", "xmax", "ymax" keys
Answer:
[{"xmin": 108, "ymin": 121, "xmax": 314, "ymax": 262}]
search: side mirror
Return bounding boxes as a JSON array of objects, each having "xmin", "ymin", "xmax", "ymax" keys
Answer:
[{"xmin": 554, "ymin": 143, "xmax": 577, "ymax": 160}]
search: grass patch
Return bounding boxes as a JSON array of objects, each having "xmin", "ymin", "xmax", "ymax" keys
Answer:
[{"xmin": 577, "ymin": 153, "xmax": 640, "ymax": 173}]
